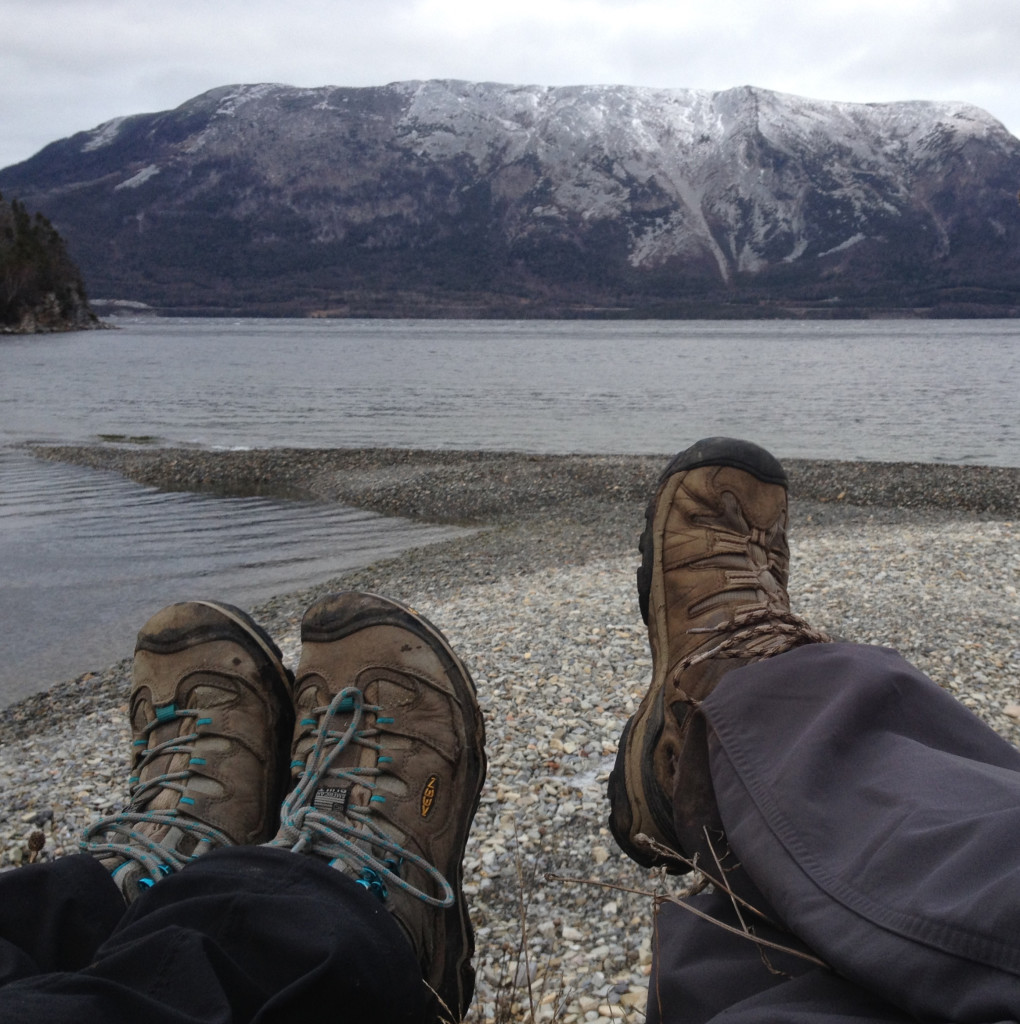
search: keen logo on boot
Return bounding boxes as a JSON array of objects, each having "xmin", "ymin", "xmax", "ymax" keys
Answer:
[{"xmin": 421, "ymin": 774, "xmax": 439, "ymax": 818}]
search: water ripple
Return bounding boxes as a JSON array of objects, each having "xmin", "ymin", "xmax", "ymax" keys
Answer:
[{"xmin": 0, "ymin": 451, "xmax": 471, "ymax": 706}]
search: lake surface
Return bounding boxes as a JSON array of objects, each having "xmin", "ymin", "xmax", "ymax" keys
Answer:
[
  {"xmin": 3, "ymin": 317, "xmax": 1018, "ymax": 462},
  {"xmin": 0, "ymin": 448, "xmax": 471, "ymax": 706},
  {"xmin": 1, "ymin": 317, "xmax": 1018, "ymax": 706}
]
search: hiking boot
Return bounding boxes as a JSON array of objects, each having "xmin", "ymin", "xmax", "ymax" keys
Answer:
[
  {"xmin": 81, "ymin": 601, "xmax": 294, "ymax": 900},
  {"xmin": 608, "ymin": 437, "xmax": 829, "ymax": 870},
  {"xmin": 268, "ymin": 591, "xmax": 486, "ymax": 1023}
]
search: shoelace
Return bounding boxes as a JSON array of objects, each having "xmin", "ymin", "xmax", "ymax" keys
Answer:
[
  {"xmin": 675, "ymin": 607, "xmax": 832, "ymax": 679},
  {"xmin": 271, "ymin": 686, "xmax": 454, "ymax": 909},
  {"xmin": 80, "ymin": 706, "xmax": 232, "ymax": 884}
]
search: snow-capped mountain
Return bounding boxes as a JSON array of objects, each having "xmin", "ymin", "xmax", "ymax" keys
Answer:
[{"xmin": 2, "ymin": 80, "xmax": 1018, "ymax": 316}]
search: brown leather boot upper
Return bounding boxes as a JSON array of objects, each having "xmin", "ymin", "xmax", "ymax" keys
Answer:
[
  {"xmin": 81, "ymin": 601, "xmax": 294, "ymax": 900},
  {"xmin": 270, "ymin": 591, "xmax": 486, "ymax": 1024},
  {"xmin": 609, "ymin": 438, "xmax": 828, "ymax": 871},
  {"xmin": 649, "ymin": 463, "xmax": 792, "ymax": 691}
]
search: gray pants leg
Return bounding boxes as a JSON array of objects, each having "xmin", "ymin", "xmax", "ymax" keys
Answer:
[{"xmin": 649, "ymin": 644, "xmax": 1020, "ymax": 1023}]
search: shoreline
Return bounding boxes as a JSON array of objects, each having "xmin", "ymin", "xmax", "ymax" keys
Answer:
[
  {"xmin": 27, "ymin": 443, "xmax": 1020, "ymax": 521},
  {"xmin": 2, "ymin": 445, "xmax": 1018, "ymax": 1023},
  {"xmin": 5, "ymin": 444, "xmax": 1019, "ymax": 730}
]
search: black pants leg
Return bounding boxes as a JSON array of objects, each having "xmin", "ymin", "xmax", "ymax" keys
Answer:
[
  {"xmin": 0, "ymin": 846, "xmax": 431, "ymax": 1023},
  {"xmin": 0, "ymin": 854, "xmax": 123, "ymax": 983},
  {"xmin": 650, "ymin": 644, "xmax": 1020, "ymax": 1024}
]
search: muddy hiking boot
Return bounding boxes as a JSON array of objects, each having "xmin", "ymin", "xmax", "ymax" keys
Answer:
[
  {"xmin": 268, "ymin": 591, "xmax": 486, "ymax": 1024},
  {"xmin": 81, "ymin": 600, "xmax": 294, "ymax": 900},
  {"xmin": 608, "ymin": 437, "xmax": 830, "ymax": 870}
]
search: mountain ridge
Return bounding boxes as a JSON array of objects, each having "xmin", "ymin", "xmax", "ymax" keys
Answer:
[{"xmin": 2, "ymin": 80, "xmax": 1018, "ymax": 317}]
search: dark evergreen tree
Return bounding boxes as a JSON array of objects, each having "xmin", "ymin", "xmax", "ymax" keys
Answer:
[{"xmin": 0, "ymin": 191, "xmax": 96, "ymax": 329}]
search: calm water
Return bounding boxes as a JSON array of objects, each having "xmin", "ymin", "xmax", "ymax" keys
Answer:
[
  {"xmin": 3, "ymin": 317, "xmax": 1018, "ymax": 462},
  {"xmin": 0, "ymin": 449, "xmax": 471, "ymax": 706},
  {"xmin": 1, "ymin": 318, "xmax": 1018, "ymax": 705}
]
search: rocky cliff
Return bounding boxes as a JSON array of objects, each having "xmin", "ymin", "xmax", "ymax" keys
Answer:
[{"xmin": 2, "ymin": 81, "xmax": 1018, "ymax": 317}]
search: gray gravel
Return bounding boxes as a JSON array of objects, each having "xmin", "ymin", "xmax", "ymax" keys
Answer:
[
  {"xmin": 28, "ymin": 444, "xmax": 1020, "ymax": 522},
  {"xmin": 3, "ymin": 446, "xmax": 1019, "ymax": 1023}
]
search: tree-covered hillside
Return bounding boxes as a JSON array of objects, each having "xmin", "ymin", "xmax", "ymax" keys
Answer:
[{"xmin": 0, "ymin": 192, "xmax": 97, "ymax": 332}]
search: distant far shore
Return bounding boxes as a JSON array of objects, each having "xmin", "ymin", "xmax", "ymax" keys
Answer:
[{"xmin": 88, "ymin": 301, "xmax": 1020, "ymax": 320}]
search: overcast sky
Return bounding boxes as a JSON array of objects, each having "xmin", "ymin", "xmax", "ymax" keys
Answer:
[{"xmin": 2, "ymin": 0, "xmax": 1019, "ymax": 171}]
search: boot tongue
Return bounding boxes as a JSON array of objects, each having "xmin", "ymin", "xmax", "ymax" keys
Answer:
[
  {"xmin": 311, "ymin": 775, "xmax": 384, "ymax": 879},
  {"xmin": 309, "ymin": 696, "xmax": 376, "ymax": 838}
]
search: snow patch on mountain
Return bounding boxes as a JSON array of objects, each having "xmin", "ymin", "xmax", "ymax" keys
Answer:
[
  {"xmin": 114, "ymin": 164, "xmax": 160, "ymax": 190},
  {"xmin": 82, "ymin": 116, "xmax": 128, "ymax": 152},
  {"xmin": 212, "ymin": 83, "xmax": 285, "ymax": 118}
]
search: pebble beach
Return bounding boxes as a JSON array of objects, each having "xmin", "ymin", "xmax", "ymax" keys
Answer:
[{"xmin": 3, "ymin": 445, "xmax": 1019, "ymax": 1023}]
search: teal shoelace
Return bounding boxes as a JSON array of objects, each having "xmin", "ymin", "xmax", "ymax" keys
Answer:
[
  {"xmin": 80, "ymin": 705, "xmax": 232, "ymax": 885},
  {"xmin": 271, "ymin": 686, "xmax": 454, "ymax": 908}
]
